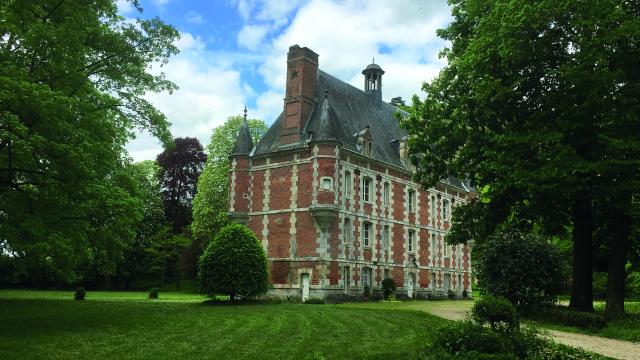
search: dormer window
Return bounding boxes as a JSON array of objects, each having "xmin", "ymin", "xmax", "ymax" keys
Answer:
[{"xmin": 355, "ymin": 126, "xmax": 373, "ymax": 156}]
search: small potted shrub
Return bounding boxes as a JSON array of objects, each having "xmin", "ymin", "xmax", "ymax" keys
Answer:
[
  {"xmin": 149, "ymin": 287, "xmax": 159, "ymax": 299},
  {"xmin": 74, "ymin": 287, "xmax": 86, "ymax": 301}
]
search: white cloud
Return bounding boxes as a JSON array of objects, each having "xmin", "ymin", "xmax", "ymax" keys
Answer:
[
  {"xmin": 153, "ymin": 0, "xmax": 172, "ymax": 8},
  {"xmin": 257, "ymin": 0, "xmax": 451, "ymax": 107},
  {"xmin": 115, "ymin": 0, "xmax": 136, "ymax": 15},
  {"xmin": 185, "ymin": 11, "xmax": 204, "ymax": 24},
  {"xmin": 126, "ymin": 0, "xmax": 453, "ymax": 161},
  {"xmin": 237, "ymin": 24, "xmax": 270, "ymax": 51},
  {"xmin": 126, "ymin": 31, "xmax": 251, "ymax": 161}
]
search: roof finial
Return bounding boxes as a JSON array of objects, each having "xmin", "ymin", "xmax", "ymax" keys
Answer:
[
  {"xmin": 243, "ymin": 106, "xmax": 247, "ymax": 121},
  {"xmin": 372, "ymin": 56, "xmax": 375, "ymax": 64}
]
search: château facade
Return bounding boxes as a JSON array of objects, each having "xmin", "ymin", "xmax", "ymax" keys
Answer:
[{"xmin": 228, "ymin": 45, "xmax": 473, "ymax": 300}]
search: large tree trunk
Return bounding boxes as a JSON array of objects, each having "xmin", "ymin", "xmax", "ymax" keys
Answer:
[
  {"xmin": 570, "ymin": 193, "xmax": 594, "ymax": 312},
  {"xmin": 606, "ymin": 193, "xmax": 632, "ymax": 317}
]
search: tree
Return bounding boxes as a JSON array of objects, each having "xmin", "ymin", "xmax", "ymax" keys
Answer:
[
  {"xmin": 475, "ymin": 230, "xmax": 566, "ymax": 313},
  {"xmin": 403, "ymin": 0, "xmax": 640, "ymax": 314},
  {"xmin": 191, "ymin": 116, "xmax": 267, "ymax": 242},
  {"xmin": 157, "ymin": 137, "xmax": 206, "ymax": 233},
  {"xmin": 389, "ymin": 96, "xmax": 406, "ymax": 108},
  {"xmin": 199, "ymin": 223, "xmax": 269, "ymax": 300},
  {"xmin": 0, "ymin": 0, "xmax": 178, "ymax": 282},
  {"xmin": 114, "ymin": 160, "xmax": 166, "ymax": 289}
]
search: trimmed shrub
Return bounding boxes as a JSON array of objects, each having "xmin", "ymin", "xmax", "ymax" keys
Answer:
[
  {"xmin": 472, "ymin": 295, "xmax": 519, "ymax": 332},
  {"xmin": 381, "ymin": 278, "xmax": 396, "ymax": 299},
  {"xmin": 149, "ymin": 287, "xmax": 159, "ymax": 299},
  {"xmin": 363, "ymin": 285, "xmax": 371, "ymax": 299},
  {"xmin": 426, "ymin": 320, "xmax": 545, "ymax": 360},
  {"xmin": 592, "ymin": 272, "xmax": 607, "ymax": 300},
  {"xmin": 475, "ymin": 229, "xmax": 567, "ymax": 313},
  {"xmin": 533, "ymin": 306, "xmax": 607, "ymax": 330},
  {"xmin": 199, "ymin": 223, "xmax": 269, "ymax": 300},
  {"xmin": 304, "ymin": 298, "xmax": 325, "ymax": 304},
  {"xmin": 74, "ymin": 287, "xmax": 85, "ymax": 300}
]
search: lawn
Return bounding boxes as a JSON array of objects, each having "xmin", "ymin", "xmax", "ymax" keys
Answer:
[{"xmin": 0, "ymin": 290, "xmax": 446, "ymax": 360}]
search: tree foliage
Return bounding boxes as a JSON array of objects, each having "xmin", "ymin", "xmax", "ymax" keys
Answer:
[
  {"xmin": 404, "ymin": 0, "xmax": 640, "ymax": 313},
  {"xmin": 191, "ymin": 116, "xmax": 267, "ymax": 242},
  {"xmin": 199, "ymin": 223, "xmax": 269, "ymax": 300},
  {"xmin": 0, "ymin": 0, "xmax": 178, "ymax": 282},
  {"xmin": 475, "ymin": 230, "xmax": 567, "ymax": 313},
  {"xmin": 157, "ymin": 137, "xmax": 206, "ymax": 233}
]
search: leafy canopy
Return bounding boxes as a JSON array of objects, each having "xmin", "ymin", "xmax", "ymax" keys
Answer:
[
  {"xmin": 191, "ymin": 116, "xmax": 267, "ymax": 242},
  {"xmin": 0, "ymin": 0, "xmax": 179, "ymax": 281},
  {"xmin": 156, "ymin": 137, "xmax": 206, "ymax": 233}
]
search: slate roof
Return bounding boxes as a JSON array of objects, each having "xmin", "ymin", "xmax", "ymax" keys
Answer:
[
  {"xmin": 251, "ymin": 69, "xmax": 468, "ymax": 191},
  {"xmin": 231, "ymin": 117, "xmax": 254, "ymax": 156}
]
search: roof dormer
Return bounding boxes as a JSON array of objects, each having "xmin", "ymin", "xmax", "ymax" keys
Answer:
[{"xmin": 354, "ymin": 125, "xmax": 373, "ymax": 156}]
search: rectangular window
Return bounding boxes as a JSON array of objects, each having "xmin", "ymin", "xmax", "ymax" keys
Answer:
[
  {"xmin": 362, "ymin": 267, "xmax": 372, "ymax": 288},
  {"xmin": 344, "ymin": 171, "xmax": 351, "ymax": 199},
  {"xmin": 384, "ymin": 269, "xmax": 390, "ymax": 279},
  {"xmin": 408, "ymin": 189, "xmax": 415, "ymax": 213},
  {"xmin": 443, "ymin": 199, "xmax": 450, "ymax": 220},
  {"xmin": 431, "ymin": 272, "xmax": 437, "ymax": 288},
  {"xmin": 431, "ymin": 196, "xmax": 436, "ymax": 222},
  {"xmin": 363, "ymin": 222, "xmax": 371, "ymax": 247},
  {"xmin": 408, "ymin": 230, "xmax": 415, "ymax": 252},
  {"xmin": 431, "ymin": 233, "xmax": 437, "ymax": 258},
  {"xmin": 443, "ymin": 238, "xmax": 449, "ymax": 257},
  {"xmin": 362, "ymin": 177, "xmax": 372, "ymax": 203},
  {"xmin": 383, "ymin": 225, "xmax": 390, "ymax": 251},
  {"xmin": 321, "ymin": 177, "xmax": 332, "ymax": 190},
  {"xmin": 383, "ymin": 182, "xmax": 390, "ymax": 207},
  {"xmin": 343, "ymin": 218, "xmax": 351, "ymax": 244}
]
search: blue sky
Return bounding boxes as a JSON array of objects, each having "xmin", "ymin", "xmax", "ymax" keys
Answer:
[{"xmin": 121, "ymin": 0, "xmax": 452, "ymax": 161}]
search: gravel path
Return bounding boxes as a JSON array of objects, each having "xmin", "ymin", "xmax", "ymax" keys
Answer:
[{"xmin": 420, "ymin": 301, "xmax": 640, "ymax": 360}]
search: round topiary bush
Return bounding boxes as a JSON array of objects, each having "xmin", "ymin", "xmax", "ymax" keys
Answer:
[
  {"xmin": 475, "ymin": 229, "xmax": 567, "ymax": 313},
  {"xmin": 149, "ymin": 287, "xmax": 159, "ymax": 299},
  {"xmin": 472, "ymin": 295, "xmax": 519, "ymax": 332},
  {"xmin": 199, "ymin": 223, "xmax": 269, "ymax": 300},
  {"xmin": 381, "ymin": 278, "xmax": 396, "ymax": 299},
  {"xmin": 74, "ymin": 287, "xmax": 86, "ymax": 301}
]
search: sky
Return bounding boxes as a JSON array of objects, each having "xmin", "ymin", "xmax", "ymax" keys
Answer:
[{"xmin": 121, "ymin": 0, "xmax": 453, "ymax": 161}]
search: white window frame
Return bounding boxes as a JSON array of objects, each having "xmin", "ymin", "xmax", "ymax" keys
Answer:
[
  {"xmin": 362, "ymin": 222, "xmax": 371, "ymax": 247},
  {"xmin": 343, "ymin": 171, "xmax": 351, "ymax": 200},
  {"xmin": 431, "ymin": 233, "xmax": 437, "ymax": 258},
  {"xmin": 383, "ymin": 182, "xmax": 390, "ymax": 207},
  {"xmin": 408, "ymin": 189, "xmax": 416, "ymax": 213},
  {"xmin": 362, "ymin": 177, "xmax": 372, "ymax": 203},
  {"xmin": 321, "ymin": 176, "xmax": 333, "ymax": 191},
  {"xmin": 408, "ymin": 230, "xmax": 415, "ymax": 253},
  {"xmin": 383, "ymin": 225, "xmax": 390, "ymax": 252},
  {"xmin": 443, "ymin": 199, "xmax": 450, "ymax": 220},
  {"xmin": 343, "ymin": 218, "xmax": 351, "ymax": 245}
]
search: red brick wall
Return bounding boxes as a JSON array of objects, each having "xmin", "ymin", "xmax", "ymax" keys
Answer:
[{"xmin": 268, "ymin": 214, "xmax": 290, "ymax": 258}]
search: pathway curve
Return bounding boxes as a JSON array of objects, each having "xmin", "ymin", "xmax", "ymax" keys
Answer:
[{"xmin": 419, "ymin": 302, "xmax": 640, "ymax": 360}]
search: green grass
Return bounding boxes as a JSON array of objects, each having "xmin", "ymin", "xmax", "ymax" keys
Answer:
[
  {"xmin": 0, "ymin": 289, "xmax": 206, "ymax": 302},
  {"xmin": 0, "ymin": 290, "xmax": 446, "ymax": 360},
  {"xmin": 525, "ymin": 301, "xmax": 640, "ymax": 343}
]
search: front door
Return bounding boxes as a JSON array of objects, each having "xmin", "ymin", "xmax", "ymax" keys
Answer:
[
  {"xmin": 301, "ymin": 273, "xmax": 310, "ymax": 301},
  {"xmin": 407, "ymin": 273, "xmax": 415, "ymax": 298},
  {"xmin": 444, "ymin": 274, "xmax": 451, "ymax": 291}
]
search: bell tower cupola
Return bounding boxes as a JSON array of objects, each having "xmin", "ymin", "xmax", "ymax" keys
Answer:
[{"xmin": 362, "ymin": 59, "xmax": 385, "ymax": 103}]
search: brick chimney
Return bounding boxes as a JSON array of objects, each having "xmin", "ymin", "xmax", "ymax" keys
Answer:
[{"xmin": 281, "ymin": 45, "xmax": 318, "ymax": 144}]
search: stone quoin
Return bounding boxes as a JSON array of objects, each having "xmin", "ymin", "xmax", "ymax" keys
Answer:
[{"xmin": 228, "ymin": 45, "xmax": 474, "ymax": 300}]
